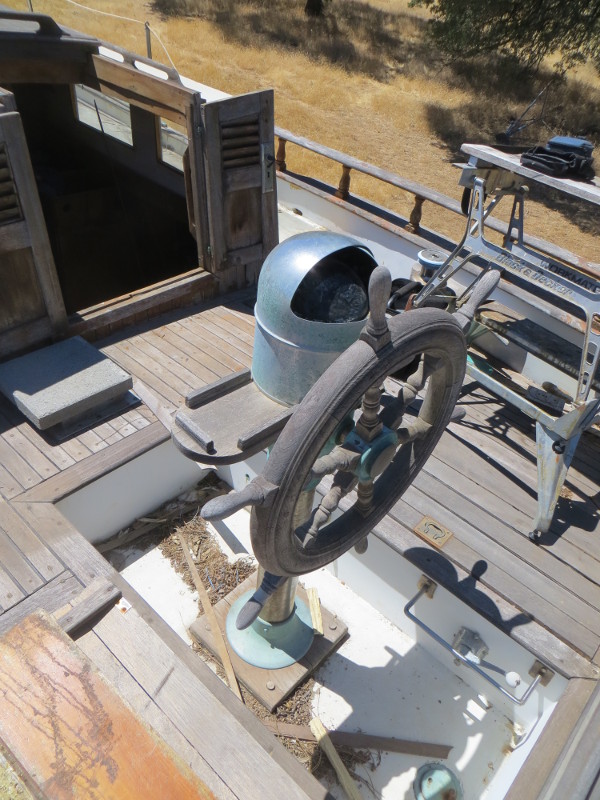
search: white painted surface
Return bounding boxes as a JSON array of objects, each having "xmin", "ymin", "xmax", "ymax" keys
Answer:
[
  {"xmin": 57, "ymin": 439, "xmax": 208, "ymax": 544},
  {"xmin": 108, "ymin": 542, "xmax": 200, "ymax": 643},
  {"xmin": 191, "ymin": 509, "xmax": 566, "ymax": 799}
]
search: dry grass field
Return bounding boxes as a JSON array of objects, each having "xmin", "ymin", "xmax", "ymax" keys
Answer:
[{"xmin": 8, "ymin": 0, "xmax": 600, "ymax": 262}]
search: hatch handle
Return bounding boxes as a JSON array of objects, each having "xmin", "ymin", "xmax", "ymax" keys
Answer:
[{"xmin": 404, "ymin": 577, "xmax": 553, "ymax": 706}]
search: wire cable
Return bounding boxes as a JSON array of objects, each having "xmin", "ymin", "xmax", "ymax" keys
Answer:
[{"xmin": 50, "ymin": 0, "xmax": 179, "ymax": 73}]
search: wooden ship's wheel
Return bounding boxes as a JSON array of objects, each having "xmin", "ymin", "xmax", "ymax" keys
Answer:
[{"xmin": 203, "ymin": 268, "xmax": 467, "ymax": 577}]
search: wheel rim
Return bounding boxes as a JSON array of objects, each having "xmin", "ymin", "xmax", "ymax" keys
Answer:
[{"xmin": 251, "ymin": 307, "xmax": 467, "ymax": 576}]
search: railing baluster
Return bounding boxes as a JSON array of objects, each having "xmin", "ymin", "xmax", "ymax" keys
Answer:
[
  {"xmin": 409, "ymin": 195, "xmax": 425, "ymax": 232},
  {"xmin": 335, "ymin": 165, "xmax": 351, "ymax": 200},
  {"xmin": 275, "ymin": 137, "xmax": 287, "ymax": 172}
]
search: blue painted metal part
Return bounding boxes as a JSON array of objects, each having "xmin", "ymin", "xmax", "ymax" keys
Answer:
[
  {"xmin": 225, "ymin": 591, "xmax": 314, "ymax": 669},
  {"xmin": 413, "ymin": 763, "xmax": 463, "ymax": 800}
]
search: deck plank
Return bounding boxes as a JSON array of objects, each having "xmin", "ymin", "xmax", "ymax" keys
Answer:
[
  {"xmin": 0, "ymin": 500, "xmax": 64, "ymax": 581},
  {"xmin": 105, "ymin": 340, "xmax": 186, "ymax": 408},
  {"xmin": 77, "ymin": 628, "xmax": 238, "ymax": 800},
  {"xmin": 175, "ymin": 315, "xmax": 253, "ymax": 364},
  {"xmin": 423, "ymin": 454, "xmax": 600, "ymax": 588},
  {"xmin": 0, "ymin": 571, "xmax": 83, "ymax": 635},
  {"xmin": 390, "ymin": 493, "xmax": 600, "ymax": 658},
  {"xmin": 91, "ymin": 602, "xmax": 329, "ymax": 800},
  {"xmin": 0, "ymin": 408, "xmax": 60, "ymax": 480}
]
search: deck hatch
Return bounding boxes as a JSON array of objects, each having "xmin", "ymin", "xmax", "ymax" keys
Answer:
[{"xmin": 0, "ymin": 143, "xmax": 22, "ymax": 225}]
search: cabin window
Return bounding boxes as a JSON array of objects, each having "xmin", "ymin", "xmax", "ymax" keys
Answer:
[
  {"xmin": 73, "ymin": 84, "xmax": 133, "ymax": 146},
  {"xmin": 158, "ymin": 118, "xmax": 187, "ymax": 170}
]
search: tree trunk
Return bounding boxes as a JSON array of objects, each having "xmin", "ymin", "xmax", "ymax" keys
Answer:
[{"xmin": 305, "ymin": 0, "xmax": 324, "ymax": 17}]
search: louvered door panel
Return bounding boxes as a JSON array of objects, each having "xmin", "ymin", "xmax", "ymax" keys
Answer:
[{"xmin": 202, "ymin": 90, "xmax": 278, "ymax": 289}]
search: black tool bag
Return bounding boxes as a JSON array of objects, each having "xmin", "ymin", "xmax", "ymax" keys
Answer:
[{"xmin": 521, "ymin": 136, "xmax": 595, "ymax": 180}]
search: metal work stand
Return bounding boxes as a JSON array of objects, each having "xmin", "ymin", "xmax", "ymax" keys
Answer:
[{"xmin": 413, "ymin": 144, "xmax": 600, "ymax": 541}]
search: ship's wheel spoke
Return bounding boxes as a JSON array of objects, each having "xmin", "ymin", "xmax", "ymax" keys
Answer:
[{"xmin": 298, "ymin": 471, "xmax": 358, "ymax": 545}]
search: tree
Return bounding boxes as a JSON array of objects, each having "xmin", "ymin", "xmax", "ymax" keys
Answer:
[
  {"xmin": 410, "ymin": 0, "xmax": 600, "ymax": 73},
  {"xmin": 304, "ymin": 0, "xmax": 330, "ymax": 17}
]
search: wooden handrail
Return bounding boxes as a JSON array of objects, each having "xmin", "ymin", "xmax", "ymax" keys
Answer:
[
  {"xmin": 274, "ymin": 125, "xmax": 599, "ymax": 279},
  {"xmin": 274, "ymin": 125, "xmax": 462, "ymax": 232}
]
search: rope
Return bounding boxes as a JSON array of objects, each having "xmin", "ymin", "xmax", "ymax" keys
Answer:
[{"xmin": 48, "ymin": 0, "xmax": 180, "ymax": 73}]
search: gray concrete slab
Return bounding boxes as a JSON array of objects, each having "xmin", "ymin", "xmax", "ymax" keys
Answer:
[{"xmin": 0, "ymin": 336, "xmax": 132, "ymax": 430}]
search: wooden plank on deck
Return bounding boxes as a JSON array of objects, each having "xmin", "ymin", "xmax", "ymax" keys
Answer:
[
  {"xmin": 0, "ymin": 500, "xmax": 63, "ymax": 580},
  {"xmin": 0, "ymin": 571, "xmax": 82, "ymax": 635},
  {"xmin": 91, "ymin": 600, "xmax": 329, "ymax": 800},
  {"xmin": 0, "ymin": 610, "xmax": 217, "ymax": 800}
]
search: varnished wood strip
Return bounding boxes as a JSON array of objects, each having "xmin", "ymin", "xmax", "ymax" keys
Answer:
[
  {"xmin": 0, "ymin": 500, "xmax": 63, "ymax": 581},
  {"xmin": 15, "ymin": 422, "xmax": 168, "ymax": 503},
  {"xmin": 0, "ymin": 571, "xmax": 82, "ymax": 635},
  {"xmin": 390, "ymin": 493, "xmax": 599, "ymax": 657},
  {"xmin": 414, "ymin": 466, "xmax": 600, "ymax": 614}
]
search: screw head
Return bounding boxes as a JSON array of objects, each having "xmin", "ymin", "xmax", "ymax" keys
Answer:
[{"xmin": 266, "ymin": 681, "xmax": 276, "ymax": 691}]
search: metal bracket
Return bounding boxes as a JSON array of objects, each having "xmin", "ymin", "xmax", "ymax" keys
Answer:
[
  {"xmin": 529, "ymin": 659, "xmax": 555, "ymax": 687},
  {"xmin": 417, "ymin": 574, "xmax": 437, "ymax": 599}
]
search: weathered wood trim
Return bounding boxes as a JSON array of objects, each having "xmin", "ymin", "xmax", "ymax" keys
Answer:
[
  {"xmin": 186, "ymin": 94, "xmax": 212, "ymax": 271},
  {"xmin": 14, "ymin": 421, "xmax": 169, "ymax": 504},
  {"xmin": 504, "ymin": 677, "xmax": 598, "ymax": 800},
  {"xmin": 67, "ymin": 269, "xmax": 217, "ymax": 340},
  {"xmin": 90, "ymin": 54, "xmax": 194, "ymax": 127},
  {"xmin": 0, "ymin": 571, "xmax": 83, "ymax": 636},
  {"xmin": 0, "ymin": 106, "xmax": 67, "ymax": 334}
]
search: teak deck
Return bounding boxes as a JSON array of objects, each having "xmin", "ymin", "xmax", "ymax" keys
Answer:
[{"xmin": 0, "ymin": 290, "xmax": 599, "ymax": 798}]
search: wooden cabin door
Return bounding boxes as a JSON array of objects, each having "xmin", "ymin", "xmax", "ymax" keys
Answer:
[
  {"xmin": 201, "ymin": 90, "xmax": 278, "ymax": 290},
  {"xmin": 0, "ymin": 88, "xmax": 67, "ymax": 359}
]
